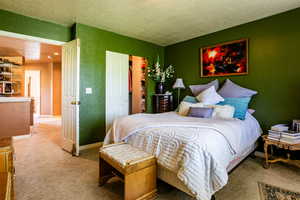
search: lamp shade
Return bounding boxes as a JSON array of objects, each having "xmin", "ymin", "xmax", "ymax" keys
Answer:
[{"xmin": 173, "ymin": 78, "xmax": 185, "ymax": 89}]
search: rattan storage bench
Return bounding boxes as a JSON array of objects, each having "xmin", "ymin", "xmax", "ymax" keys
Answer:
[{"xmin": 99, "ymin": 143, "xmax": 157, "ymax": 200}]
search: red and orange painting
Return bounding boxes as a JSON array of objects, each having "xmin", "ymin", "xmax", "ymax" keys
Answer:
[{"xmin": 200, "ymin": 39, "xmax": 248, "ymax": 77}]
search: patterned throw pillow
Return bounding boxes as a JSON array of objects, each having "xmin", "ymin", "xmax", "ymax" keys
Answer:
[{"xmin": 175, "ymin": 95, "xmax": 199, "ymax": 112}]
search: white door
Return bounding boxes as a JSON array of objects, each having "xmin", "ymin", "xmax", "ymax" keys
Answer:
[
  {"xmin": 62, "ymin": 39, "xmax": 80, "ymax": 156},
  {"xmin": 25, "ymin": 70, "xmax": 41, "ymax": 116},
  {"xmin": 106, "ymin": 51, "xmax": 129, "ymax": 131}
]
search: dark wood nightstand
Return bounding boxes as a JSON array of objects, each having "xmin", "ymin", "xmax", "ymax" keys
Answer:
[
  {"xmin": 262, "ymin": 135, "xmax": 300, "ymax": 169},
  {"xmin": 152, "ymin": 94, "xmax": 173, "ymax": 113}
]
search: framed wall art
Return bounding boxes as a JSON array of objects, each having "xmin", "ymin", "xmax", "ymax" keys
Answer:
[{"xmin": 200, "ymin": 39, "xmax": 248, "ymax": 77}]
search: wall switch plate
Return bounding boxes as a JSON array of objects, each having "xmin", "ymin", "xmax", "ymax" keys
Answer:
[{"xmin": 86, "ymin": 88, "xmax": 92, "ymax": 94}]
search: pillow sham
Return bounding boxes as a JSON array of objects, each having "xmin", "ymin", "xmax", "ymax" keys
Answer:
[
  {"xmin": 189, "ymin": 79, "xmax": 219, "ymax": 96},
  {"xmin": 178, "ymin": 101, "xmax": 204, "ymax": 116},
  {"xmin": 188, "ymin": 107, "xmax": 214, "ymax": 118},
  {"xmin": 206, "ymin": 105, "xmax": 235, "ymax": 119},
  {"xmin": 217, "ymin": 97, "xmax": 251, "ymax": 120},
  {"xmin": 218, "ymin": 79, "xmax": 257, "ymax": 98},
  {"xmin": 196, "ymin": 86, "xmax": 224, "ymax": 105}
]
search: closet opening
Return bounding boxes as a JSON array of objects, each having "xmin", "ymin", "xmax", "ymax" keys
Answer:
[
  {"xmin": 105, "ymin": 51, "xmax": 148, "ymax": 131},
  {"xmin": 129, "ymin": 56, "xmax": 148, "ymax": 114}
]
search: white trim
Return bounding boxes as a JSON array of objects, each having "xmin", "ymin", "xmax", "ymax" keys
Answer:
[
  {"xmin": 75, "ymin": 39, "xmax": 80, "ymax": 156},
  {"xmin": 13, "ymin": 134, "xmax": 31, "ymax": 140},
  {"xmin": 39, "ymin": 114, "xmax": 54, "ymax": 117},
  {"xmin": 0, "ymin": 30, "xmax": 65, "ymax": 45},
  {"xmin": 50, "ymin": 62, "xmax": 54, "ymax": 115},
  {"xmin": 79, "ymin": 142, "xmax": 103, "ymax": 151}
]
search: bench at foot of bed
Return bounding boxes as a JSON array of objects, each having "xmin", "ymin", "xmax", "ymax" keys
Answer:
[{"xmin": 99, "ymin": 143, "xmax": 157, "ymax": 200}]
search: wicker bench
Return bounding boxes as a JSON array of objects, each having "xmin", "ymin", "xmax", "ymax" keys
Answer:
[{"xmin": 99, "ymin": 143, "xmax": 157, "ymax": 200}]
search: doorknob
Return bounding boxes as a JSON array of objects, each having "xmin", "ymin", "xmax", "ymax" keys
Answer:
[{"xmin": 71, "ymin": 101, "xmax": 80, "ymax": 105}]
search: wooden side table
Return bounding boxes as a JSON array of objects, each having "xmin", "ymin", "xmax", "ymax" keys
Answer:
[
  {"xmin": 152, "ymin": 94, "xmax": 173, "ymax": 113},
  {"xmin": 262, "ymin": 135, "xmax": 300, "ymax": 169}
]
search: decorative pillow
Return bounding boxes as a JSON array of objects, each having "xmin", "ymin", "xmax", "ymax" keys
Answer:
[
  {"xmin": 178, "ymin": 101, "xmax": 204, "ymax": 116},
  {"xmin": 217, "ymin": 97, "xmax": 251, "ymax": 120},
  {"xmin": 206, "ymin": 105, "xmax": 235, "ymax": 119},
  {"xmin": 182, "ymin": 95, "xmax": 199, "ymax": 103},
  {"xmin": 247, "ymin": 108, "xmax": 255, "ymax": 114},
  {"xmin": 189, "ymin": 79, "xmax": 219, "ymax": 96},
  {"xmin": 196, "ymin": 86, "xmax": 224, "ymax": 105},
  {"xmin": 188, "ymin": 107, "xmax": 214, "ymax": 118},
  {"xmin": 218, "ymin": 79, "xmax": 257, "ymax": 98},
  {"xmin": 175, "ymin": 95, "xmax": 199, "ymax": 111}
]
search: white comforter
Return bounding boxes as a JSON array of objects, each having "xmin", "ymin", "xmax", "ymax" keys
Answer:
[{"xmin": 104, "ymin": 112, "xmax": 261, "ymax": 200}]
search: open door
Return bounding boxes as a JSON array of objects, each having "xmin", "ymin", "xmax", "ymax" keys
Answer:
[
  {"xmin": 106, "ymin": 51, "xmax": 129, "ymax": 131},
  {"xmin": 61, "ymin": 39, "xmax": 80, "ymax": 156}
]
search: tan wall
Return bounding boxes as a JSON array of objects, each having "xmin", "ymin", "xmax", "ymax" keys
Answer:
[
  {"xmin": 24, "ymin": 63, "xmax": 52, "ymax": 115},
  {"xmin": 52, "ymin": 63, "xmax": 61, "ymax": 116}
]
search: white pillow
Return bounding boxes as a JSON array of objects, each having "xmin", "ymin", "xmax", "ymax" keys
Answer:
[
  {"xmin": 196, "ymin": 86, "xmax": 224, "ymax": 105},
  {"xmin": 206, "ymin": 105, "xmax": 235, "ymax": 119},
  {"xmin": 178, "ymin": 101, "xmax": 204, "ymax": 116}
]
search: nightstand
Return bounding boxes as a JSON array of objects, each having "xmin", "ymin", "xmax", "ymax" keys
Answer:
[
  {"xmin": 152, "ymin": 94, "xmax": 173, "ymax": 113},
  {"xmin": 262, "ymin": 135, "xmax": 300, "ymax": 169}
]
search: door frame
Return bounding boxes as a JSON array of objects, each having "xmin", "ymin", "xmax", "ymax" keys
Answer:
[
  {"xmin": 0, "ymin": 30, "xmax": 80, "ymax": 154},
  {"xmin": 24, "ymin": 70, "xmax": 41, "ymax": 116}
]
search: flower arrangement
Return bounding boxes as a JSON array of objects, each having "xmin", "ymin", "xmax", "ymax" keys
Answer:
[{"xmin": 148, "ymin": 56, "xmax": 175, "ymax": 83}]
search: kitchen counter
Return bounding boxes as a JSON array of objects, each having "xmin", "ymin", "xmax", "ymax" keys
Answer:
[
  {"xmin": 0, "ymin": 98, "xmax": 32, "ymax": 138},
  {"xmin": 0, "ymin": 97, "xmax": 31, "ymax": 103}
]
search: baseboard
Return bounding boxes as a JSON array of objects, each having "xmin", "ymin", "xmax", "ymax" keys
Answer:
[
  {"xmin": 13, "ymin": 134, "xmax": 31, "ymax": 140},
  {"xmin": 79, "ymin": 142, "xmax": 103, "ymax": 151}
]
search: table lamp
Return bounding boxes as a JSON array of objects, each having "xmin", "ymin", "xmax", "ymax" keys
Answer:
[{"xmin": 173, "ymin": 78, "xmax": 185, "ymax": 105}]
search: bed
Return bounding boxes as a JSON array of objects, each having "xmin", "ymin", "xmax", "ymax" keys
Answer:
[{"xmin": 104, "ymin": 111, "xmax": 262, "ymax": 200}]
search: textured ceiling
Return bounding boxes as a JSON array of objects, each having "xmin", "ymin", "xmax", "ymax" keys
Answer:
[
  {"xmin": 1, "ymin": 0, "xmax": 300, "ymax": 46},
  {"xmin": 0, "ymin": 35, "xmax": 61, "ymax": 64}
]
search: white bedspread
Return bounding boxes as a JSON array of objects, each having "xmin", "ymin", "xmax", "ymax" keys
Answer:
[{"xmin": 104, "ymin": 112, "xmax": 261, "ymax": 200}]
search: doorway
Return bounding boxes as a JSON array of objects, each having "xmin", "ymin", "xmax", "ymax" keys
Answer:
[
  {"xmin": 0, "ymin": 31, "xmax": 80, "ymax": 156},
  {"xmin": 105, "ymin": 51, "xmax": 148, "ymax": 131},
  {"xmin": 25, "ymin": 70, "xmax": 41, "ymax": 116}
]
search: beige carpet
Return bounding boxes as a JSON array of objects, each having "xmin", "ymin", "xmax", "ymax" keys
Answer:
[{"xmin": 14, "ymin": 117, "xmax": 300, "ymax": 200}]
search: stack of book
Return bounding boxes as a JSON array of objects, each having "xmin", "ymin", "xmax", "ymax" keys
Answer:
[{"xmin": 268, "ymin": 130, "xmax": 300, "ymax": 144}]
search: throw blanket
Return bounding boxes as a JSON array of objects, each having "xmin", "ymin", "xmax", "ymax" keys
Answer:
[{"xmin": 104, "ymin": 112, "xmax": 243, "ymax": 200}]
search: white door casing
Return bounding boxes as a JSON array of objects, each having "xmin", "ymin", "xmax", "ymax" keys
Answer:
[
  {"xmin": 25, "ymin": 70, "xmax": 41, "ymax": 115},
  {"xmin": 106, "ymin": 51, "xmax": 129, "ymax": 131},
  {"xmin": 62, "ymin": 39, "xmax": 80, "ymax": 156}
]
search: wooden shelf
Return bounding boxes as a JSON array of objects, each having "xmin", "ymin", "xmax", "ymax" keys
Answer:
[
  {"xmin": 0, "ymin": 72, "xmax": 12, "ymax": 76},
  {"xmin": 0, "ymin": 63, "xmax": 20, "ymax": 68}
]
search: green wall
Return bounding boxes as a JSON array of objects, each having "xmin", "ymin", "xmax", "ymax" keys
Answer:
[
  {"xmin": 0, "ymin": 9, "xmax": 71, "ymax": 42},
  {"xmin": 165, "ymin": 8, "xmax": 300, "ymax": 131},
  {"xmin": 0, "ymin": 10, "xmax": 164, "ymax": 145},
  {"xmin": 75, "ymin": 24, "xmax": 164, "ymax": 145}
]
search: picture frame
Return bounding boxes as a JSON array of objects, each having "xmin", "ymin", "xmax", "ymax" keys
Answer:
[{"xmin": 200, "ymin": 39, "xmax": 248, "ymax": 77}]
